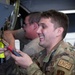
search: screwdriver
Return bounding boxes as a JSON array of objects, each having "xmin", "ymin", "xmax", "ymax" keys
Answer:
[{"xmin": 2, "ymin": 39, "xmax": 21, "ymax": 56}]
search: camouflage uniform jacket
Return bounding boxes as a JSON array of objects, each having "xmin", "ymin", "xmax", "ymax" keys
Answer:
[{"xmin": 26, "ymin": 41, "xmax": 75, "ymax": 75}]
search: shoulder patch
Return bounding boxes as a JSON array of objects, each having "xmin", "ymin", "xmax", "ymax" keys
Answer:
[{"xmin": 57, "ymin": 59, "xmax": 72, "ymax": 70}]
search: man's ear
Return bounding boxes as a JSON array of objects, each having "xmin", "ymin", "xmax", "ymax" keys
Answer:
[
  {"xmin": 56, "ymin": 27, "xmax": 64, "ymax": 37},
  {"xmin": 33, "ymin": 22, "xmax": 38, "ymax": 30}
]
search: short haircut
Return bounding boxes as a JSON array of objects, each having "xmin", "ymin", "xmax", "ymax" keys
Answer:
[
  {"xmin": 41, "ymin": 10, "xmax": 69, "ymax": 39},
  {"xmin": 28, "ymin": 12, "xmax": 41, "ymax": 24}
]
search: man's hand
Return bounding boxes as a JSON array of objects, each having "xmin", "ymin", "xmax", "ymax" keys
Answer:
[
  {"xmin": 11, "ymin": 50, "xmax": 33, "ymax": 68},
  {"xmin": 0, "ymin": 48, "xmax": 5, "ymax": 53},
  {"xmin": 0, "ymin": 48, "xmax": 11, "ymax": 58}
]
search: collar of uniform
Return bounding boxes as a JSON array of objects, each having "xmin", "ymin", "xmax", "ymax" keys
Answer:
[
  {"xmin": 43, "ymin": 40, "xmax": 64, "ymax": 63},
  {"xmin": 43, "ymin": 49, "xmax": 55, "ymax": 63}
]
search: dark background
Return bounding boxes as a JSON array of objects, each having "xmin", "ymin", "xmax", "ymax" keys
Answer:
[
  {"xmin": 20, "ymin": 0, "xmax": 75, "ymax": 12},
  {"xmin": 19, "ymin": 0, "xmax": 75, "ymax": 32}
]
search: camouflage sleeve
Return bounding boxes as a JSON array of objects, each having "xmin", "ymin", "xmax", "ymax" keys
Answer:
[
  {"xmin": 11, "ymin": 65, "xmax": 28, "ymax": 75},
  {"xmin": 27, "ymin": 63, "xmax": 45, "ymax": 75},
  {"xmin": 53, "ymin": 55, "xmax": 75, "ymax": 75}
]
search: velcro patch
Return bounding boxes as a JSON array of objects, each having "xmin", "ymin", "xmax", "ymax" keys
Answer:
[{"xmin": 58, "ymin": 59, "xmax": 72, "ymax": 70}]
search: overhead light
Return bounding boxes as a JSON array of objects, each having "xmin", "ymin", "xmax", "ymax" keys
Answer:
[{"xmin": 59, "ymin": 10, "xmax": 75, "ymax": 14}]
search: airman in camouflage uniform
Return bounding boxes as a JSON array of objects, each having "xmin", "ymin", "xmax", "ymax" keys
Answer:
[{"xmin": 26, "ymin": 10, "xmax": 75, "ymax": 75}]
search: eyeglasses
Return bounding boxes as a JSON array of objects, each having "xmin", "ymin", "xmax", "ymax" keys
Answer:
[{"xmin": 22, "ymin": 23, "xmax": 30, "ymax": 28}]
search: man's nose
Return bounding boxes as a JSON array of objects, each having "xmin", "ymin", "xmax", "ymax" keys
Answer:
[{"xmin": 37, "ymin": 26, "xmax": 42, "ymax": 34}]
